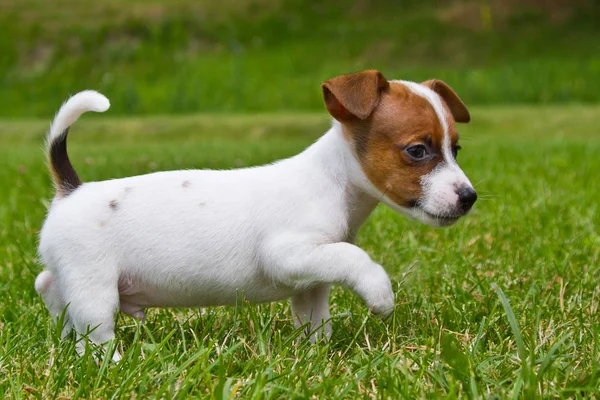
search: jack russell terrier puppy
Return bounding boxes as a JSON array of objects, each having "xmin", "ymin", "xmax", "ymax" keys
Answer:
[{"xmin": 35, "ymin": 70, "xmax": 476, "ymax": 360}]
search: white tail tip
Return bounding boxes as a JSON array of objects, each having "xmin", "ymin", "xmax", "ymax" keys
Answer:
[{"xmin": 48, "ymin": 90, "xmax": 110, "ymax": 142}]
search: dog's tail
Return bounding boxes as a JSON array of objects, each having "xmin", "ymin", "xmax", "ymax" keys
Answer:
[{"xmin": 47, "ymin": 90, "xmax": 110, "ymax": 197}]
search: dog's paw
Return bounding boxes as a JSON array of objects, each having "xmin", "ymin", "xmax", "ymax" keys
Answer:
[{"xmin": 354, "ymin": 263, "xmax": 395, "ymax": 317}]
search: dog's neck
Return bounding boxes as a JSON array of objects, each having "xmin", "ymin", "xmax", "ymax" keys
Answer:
[{"xmin": 297, "ymin": 121, "xmax": 380, "ymax": 239}]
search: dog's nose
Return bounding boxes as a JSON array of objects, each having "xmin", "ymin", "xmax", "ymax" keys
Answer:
[{"xmin": 457, "ymin": 186, "xmax": 477, "ymax": 211}]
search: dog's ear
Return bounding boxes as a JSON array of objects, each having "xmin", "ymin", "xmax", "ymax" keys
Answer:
[
  {"xmin": 421, "ymin": 79, "xmax": 470, "ymax": 123},
  {"xmin": 322, "ymin": 70, "xmax": 389, "ymax": 121}
]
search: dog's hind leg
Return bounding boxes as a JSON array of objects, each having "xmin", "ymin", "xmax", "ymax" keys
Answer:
[
  {"xmin": 60, "ymin": 267, "xmax": 122, "ymax": 361},
  {"xmin": 35, "ymin": 270, "xmax": 73, "ymax": 338},
  {"xmin": 291, "ymin": 284, "xmax": 332, "ymax": 342}
]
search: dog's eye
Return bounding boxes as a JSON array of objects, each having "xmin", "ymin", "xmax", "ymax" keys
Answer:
[
  {"xmin": 452, "ymin": 145, "xmax": 461, "ymax": 159},
  {"xmin": 405, "ymin": 144, "xmax": 429, "ymax": 160}
]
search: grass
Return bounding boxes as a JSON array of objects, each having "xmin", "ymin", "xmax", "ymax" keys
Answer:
[
  {"xmin": 0, "ymin": 105, "xmax": 599, "ymax": 398},
  {"xmin": 1, "ymin": 0, "xmax": 599, "ymax": 117}
]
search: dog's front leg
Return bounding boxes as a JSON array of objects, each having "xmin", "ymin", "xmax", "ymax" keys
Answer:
[
  {"xmin": 291, "ymin": 284, "xmax": 332, "ymax": 342},
  {"xmin": 265, "ymin": 240, "xmax": 395, "ymax": 318}
]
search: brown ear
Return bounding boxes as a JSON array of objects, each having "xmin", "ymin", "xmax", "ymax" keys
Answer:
[
  {"xmin": 322, "ymin": 70, "xmax": 389, "ymax": 121},
  {"xmin": 422, "ymin": 79, "xmax": 470, "ymax": 123}
]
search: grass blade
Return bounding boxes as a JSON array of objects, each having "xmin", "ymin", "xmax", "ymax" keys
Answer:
[
  {"xmin": 492, "ymin": 283, "xmax": 531, "ymax": 394},
  {"xmin": 491, "ymin": 283, "xmax": 527, "ymax": 363}
]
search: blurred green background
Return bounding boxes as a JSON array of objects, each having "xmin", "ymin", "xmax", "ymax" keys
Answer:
[{"xmin": 1, "ymin": 0, "xmax": 599, "ymax": 118}]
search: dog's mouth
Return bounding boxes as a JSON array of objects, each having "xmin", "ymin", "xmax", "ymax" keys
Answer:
[
  {"xmin": 410, "ymin": 201, "xmax": 463, "ymax": 227},
  {"xmin": 382, "ymin": 197, "xmax": 464, "ymax": 227},
  {"xmin": 421, "ymin": 210, "xmax": 461, "ymax": 226}
]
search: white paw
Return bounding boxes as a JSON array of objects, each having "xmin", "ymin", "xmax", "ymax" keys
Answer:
[{"xmin": 354, "ymin": 263, "xmax": 395, "ymax": 317}]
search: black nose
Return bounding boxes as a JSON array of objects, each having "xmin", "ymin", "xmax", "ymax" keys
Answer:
[{"xmin": 457, "ymin": 186, "xmax": 477, "ymax": 211}]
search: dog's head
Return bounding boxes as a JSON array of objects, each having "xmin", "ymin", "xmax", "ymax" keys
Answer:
[{"xmin": 323, "ymin": 70, "xmax": 476, "ymax": 227}]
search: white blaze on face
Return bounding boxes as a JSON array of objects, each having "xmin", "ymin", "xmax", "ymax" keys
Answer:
[{"xmin": 396, "ymin": 81, "xmax": 474, "ymax": 225}]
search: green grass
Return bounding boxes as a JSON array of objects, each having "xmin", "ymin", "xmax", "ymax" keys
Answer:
[
  {"xmin": 1, "ymin": 105, "xmax": 599, "ymax": 398},
  {"xmin": 1, "ymin": 0, "xmax": 599, "ymax": 117}
]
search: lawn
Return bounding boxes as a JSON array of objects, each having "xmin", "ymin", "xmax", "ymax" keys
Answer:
[{"xmin": 0, "ymin": 105, "xmax": 599, "ymax": 398}]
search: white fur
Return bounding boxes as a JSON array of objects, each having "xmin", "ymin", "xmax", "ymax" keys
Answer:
[{"xmin": 36, "ymin": 83, "xmax": 473, "ymax": 358}]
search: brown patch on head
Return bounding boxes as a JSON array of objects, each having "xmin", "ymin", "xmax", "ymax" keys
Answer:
[
  {"xmin": 322, "ymin": 71, "xmax": 468, "ymax": 209},
  {"xmin": 354, "ymin": 83, "xmax": 447, "ymax": 207},
  {"xmin": 109, "ymin": 199, "xmax": 118, "ymax": 210},
  {"xmin": 182, "ymin": 180, "xmax": 191, "ymax": 188}
]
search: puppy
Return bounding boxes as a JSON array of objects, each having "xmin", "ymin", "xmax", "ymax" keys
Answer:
[{"xmin": 35, "ymin": 70, "xmax": 476, "ymax": 359}]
